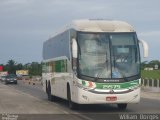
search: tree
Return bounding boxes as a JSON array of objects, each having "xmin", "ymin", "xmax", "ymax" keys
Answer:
[
  {"xmin": 141, "ymin": 60, "xmax": 160, "ymax": 70},
  {"xmin": 6, "ymin": 60, "xmax": 16, "ymax": 74},
  {"xmin": 0, "ymin": 60, "xmax": 42, "ymax": 76},
  {"xmin": 16, "ymin": 63, "xmax": 23, "ymax": 70},
  {"xmin": 141, "ymin": 61, "xmax": 148, "ymax": 70},
  {"xmin": 28, "ymin": 62, "xmax": 42, "ymax": 76},
  {"xmin": 148, "ymin": 60, "xmax": 160, "ymax": 69}
]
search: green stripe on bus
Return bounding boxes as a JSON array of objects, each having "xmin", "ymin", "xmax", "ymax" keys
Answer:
[
  {"xmin": 81, "ymin": 79, "xmax": 139, "ymax": 90},
  {"xmin": 97, "ymin": 80, "xmax": 139, "ymax": 89}
]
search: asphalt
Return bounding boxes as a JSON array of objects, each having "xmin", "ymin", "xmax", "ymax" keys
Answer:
[
  {"xmin": 0, "ymin": 81, "xmax": 160, "ymax": 120},
  {"xmin": 141, "ymin": 87, "xmax": 160, "ymax": 100},
  {"xmin": 0, "ymin": 83, "xmax": 68, "ymax": 114}
]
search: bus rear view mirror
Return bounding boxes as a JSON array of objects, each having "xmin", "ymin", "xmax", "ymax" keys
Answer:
[
  {"xmin": 72, "ymin": 38, "xmax": 78, "ymax": 58},
  {"xmin": 139, "ymin": 39, "xmax": 148, "ymax": 58}
]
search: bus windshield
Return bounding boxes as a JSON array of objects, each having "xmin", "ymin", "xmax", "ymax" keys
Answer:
[{"xmin": 77, "ymin": 32, "xmax": 140, "ymax": 80}]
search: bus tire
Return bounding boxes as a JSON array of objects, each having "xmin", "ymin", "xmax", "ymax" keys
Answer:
[
  {"xmin": 47, "ymin": 81, "xmax": 56, "ymax": 102},
  {"xmin": 67, "ymin": 85, "xmax": 78, "ymax": 110},
  {"xmin": 117, "ymin": 103, "xmax": 127, "ymax": 110},
  {"xmin": 46, "ymin": 80, "xmax": 48, "ymax": 94}
]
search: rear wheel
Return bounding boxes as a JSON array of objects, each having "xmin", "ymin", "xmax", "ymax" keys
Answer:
[{"xmin": 117, "ymin": 103, "xmax": 127, "ymax": 110}]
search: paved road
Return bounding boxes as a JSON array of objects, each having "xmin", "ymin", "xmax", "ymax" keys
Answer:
[
  {"xmin": 0, "ymin": 82, "xmax": 92, "ymax": 120},
  {"xmin": 0, "ymin": 80, "xmax": 160, "ymax": 120}
]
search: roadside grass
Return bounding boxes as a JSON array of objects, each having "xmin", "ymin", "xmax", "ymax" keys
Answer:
[{"xmin": 141, "ymin": 70, "xmax": 160, "ymax": 79}]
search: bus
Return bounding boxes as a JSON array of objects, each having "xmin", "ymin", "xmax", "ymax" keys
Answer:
[{"xmin": 42, "ymin": 19, "xmax": 148, "ymax": 109}]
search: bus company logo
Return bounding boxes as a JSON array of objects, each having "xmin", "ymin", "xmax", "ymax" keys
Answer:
[
  {"xmin": 102, "ymin": 85, "xmax": 121, "ymax": 89},
  {"xmin": 104, "ymin": 79, "xmax": 120, "ymax": 82}
]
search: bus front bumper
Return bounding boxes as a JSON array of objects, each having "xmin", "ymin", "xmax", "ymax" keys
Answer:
[{"xmin": 74, "ymin": 88, "xmax": 140, "ymax": 104}]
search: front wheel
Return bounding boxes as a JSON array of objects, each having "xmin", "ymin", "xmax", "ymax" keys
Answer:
[
  {"xmin": 47, "ymin": 82, "xmax": 56, "ymax": 102},
  {"xmin": 67, "ymin": 86, "xmax": 78, "ymax": 110},
  {"xmin": 117, "ymin": 103, "xmax": 127, "ymax": 110}
]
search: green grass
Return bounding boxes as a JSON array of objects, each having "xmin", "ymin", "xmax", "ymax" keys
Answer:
[{"xmin": 141, "ymin": 70, "xmax": 160, "ymax": 79}]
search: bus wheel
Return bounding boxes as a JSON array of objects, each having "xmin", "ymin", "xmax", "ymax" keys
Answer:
[
  {"xmin": 46, "ymin": 80, "xmax": 48, "ymax": 94},
  {"xmin": 47, "ymin": 82, "xmax": 54, "ymax": 101},
  {"xmin": 67, "ymin": 86, "xmax": 78, "ymax": 110},
  {"xmin": 117, "ymin": 103, "xmax": 127, "ymax": 110}
]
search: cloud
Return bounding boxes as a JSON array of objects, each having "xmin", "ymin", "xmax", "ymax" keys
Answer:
[{"xmin": 0, "ymin": 0, "xmax": 160, "ymax": 63}]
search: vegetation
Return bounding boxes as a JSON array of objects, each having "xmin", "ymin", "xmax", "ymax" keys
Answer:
[
  {"xmin": 141, "ymin": 70, "xmax": 160, "ymax": 79},
  {"xmin": 0, "ymin": 60, "xmax": 42, "ymax": 76},
  {"xmin": 141, "ymin": 60, "xmax": 160, "ymax": 70},
  {"xmin": 141, "ymin": 60, "xmax": 160, "ymax": 79},
  {"xmin": 1, "ymin": 59, "xmax": 160, "ymax": 79}
]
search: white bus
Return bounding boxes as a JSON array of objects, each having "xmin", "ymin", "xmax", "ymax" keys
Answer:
[{"xmin": 42, "ymin": 19, "xmax": 148, "ymax": 109}]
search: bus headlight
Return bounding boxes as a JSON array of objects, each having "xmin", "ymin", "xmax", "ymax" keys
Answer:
[{"xmin": 76, "ymin": 81, "xmax": 83, "ymax": 88}]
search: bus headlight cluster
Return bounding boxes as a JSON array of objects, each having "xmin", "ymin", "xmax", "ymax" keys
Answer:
[{"xmin": 75, "ymin": 81, "xmax": 83, "ymax": 88}]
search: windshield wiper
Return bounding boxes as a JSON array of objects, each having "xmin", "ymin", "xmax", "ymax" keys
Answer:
[{"xmin": 80, "ymin": 74, "xmax": 97, "ymax": 82}]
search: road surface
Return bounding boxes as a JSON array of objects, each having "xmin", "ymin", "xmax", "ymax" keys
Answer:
[{"xmin": 0, "ymin": 80, "xmax": 160, "ymax": 120}]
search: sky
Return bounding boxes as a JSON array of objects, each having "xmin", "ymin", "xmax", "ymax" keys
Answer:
[{"xmin": 0, "ymin": 0, "xmax": 160, "ymax": 64}]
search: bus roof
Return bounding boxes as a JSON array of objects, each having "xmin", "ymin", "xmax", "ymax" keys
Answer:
[
  {"xmin": 71, "ymin": 19, "xmax": 135, "ymax": 32},
  {"xmin": 48, "ymin": 19, "xmax": 135, "ymax": 40}
]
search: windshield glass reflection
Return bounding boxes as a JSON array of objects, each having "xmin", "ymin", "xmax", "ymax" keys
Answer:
[{"xmin": 77, "ymin": 32, "xmax": 140, "ymax": 80}]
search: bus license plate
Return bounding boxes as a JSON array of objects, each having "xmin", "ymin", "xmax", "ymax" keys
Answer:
[{"xmin": 106, "ymin": 96, "xmax": 117, "ymax": 101}]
